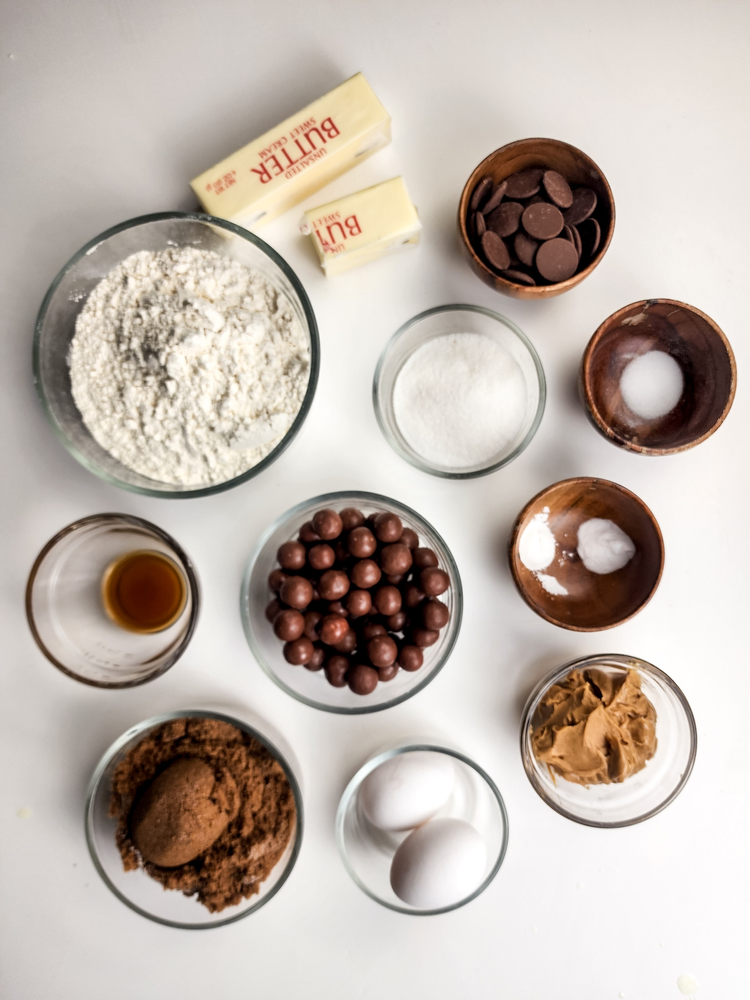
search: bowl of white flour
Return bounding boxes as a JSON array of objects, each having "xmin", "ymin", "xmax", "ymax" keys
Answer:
[
  {"xmin": 373, "ymin": 305, "xmax": 545, "ymax": 478},
  {"xmin": 34, "ymin": 213, "xmax": 319, "ymax": 496}
]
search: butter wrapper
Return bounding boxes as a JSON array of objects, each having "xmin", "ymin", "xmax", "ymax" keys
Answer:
[
  {"xmin": 190, "ymin": 73, "xmax": 391, "ymax": 230},
  {"xmin": 300, "ymin": 177, "xmax": 420, "ymax": 276}
]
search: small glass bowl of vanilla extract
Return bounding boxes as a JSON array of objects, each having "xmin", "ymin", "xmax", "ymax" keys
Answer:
[{"xmin": 26, "ymin": 514, "xmax": 199, "ymax": 687}]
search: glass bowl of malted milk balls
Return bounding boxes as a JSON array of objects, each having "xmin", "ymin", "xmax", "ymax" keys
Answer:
[
  {"xmin": 33, "ymin": 212, "xmax": 319, "ymax": 498},
  {"xmin": 373, "ymin": 304, "xmax": 546, "ymax": 478},
  {"xmin": 336, "ymin": 742, "xmax": 509, "ymax": 914},
  {"xmin": 240, "ymin": 491, "xmax": 463, "ymax": 714}
]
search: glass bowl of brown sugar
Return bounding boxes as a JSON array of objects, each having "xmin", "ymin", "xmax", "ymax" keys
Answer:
[{"xmin": 85, "ymin": 710, "xmax": 303, "ymax": 928}]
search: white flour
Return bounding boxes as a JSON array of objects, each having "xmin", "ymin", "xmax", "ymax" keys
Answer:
[{"xmin": 68, "ymin": 247, "xmax": 310, "ymax": 485}]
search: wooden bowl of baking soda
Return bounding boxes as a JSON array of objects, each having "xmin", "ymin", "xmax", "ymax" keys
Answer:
[
  {"xmin": 581, "ymin": 299, "xmax": 736, "ymax": 455},
  {"xmin": 509, "ymin": 478, "xmax": 664, "ymax": 631}
]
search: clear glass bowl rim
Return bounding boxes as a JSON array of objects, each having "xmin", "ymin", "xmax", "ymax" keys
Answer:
[
  {"xmin": 32, "ymin": 211, "xmax": 321, "ymax": 499},
  {"xmin": 240, "ymin": 490, "xmax": 463, "ymax": 714},
  {"xmin": 335, "ymin": 743, "xmax": 510, "ymax": 915},
  {"xmin": 84, "ymin": 709, "xmax": 305, "ymax": 929},
  {"xmin": 25, "ymin": 512, "xmax": 201, "ymax": 688},
  {"xmin": 519, "ymin": 653, "xmax": 698, "ymax": 828},
  {"xmin": 372, "ymin": 303, "xmax": 547, "ymax": 479}
]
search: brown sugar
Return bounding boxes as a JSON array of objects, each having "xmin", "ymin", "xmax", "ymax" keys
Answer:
[{"xmin": 109, "ymin": 717, "xmax": 296, "ymax": 913}]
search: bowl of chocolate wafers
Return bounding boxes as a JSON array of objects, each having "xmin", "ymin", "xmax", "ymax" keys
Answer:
[{"xmin": 458, "ymin": 138, "xmax": 615, "ymax": 299}]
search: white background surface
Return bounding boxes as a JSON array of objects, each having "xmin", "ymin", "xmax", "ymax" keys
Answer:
[{"xmin": 1, "ymin": 2, "xmax": 747, "ymax": 997}]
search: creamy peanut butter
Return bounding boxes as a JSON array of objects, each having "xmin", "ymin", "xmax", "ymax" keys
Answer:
[{"xmin": 532, "ymin": 668, "xmax": 657, "ymax": 785}]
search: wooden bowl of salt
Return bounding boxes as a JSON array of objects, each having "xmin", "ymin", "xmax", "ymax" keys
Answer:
[
  {"xmin": 508, "ymin": 477, "xmax": 664, "ymax": 631},
  {"xmin": 580, "ymin": 299, "xmax": 736, "ymax": 455}
]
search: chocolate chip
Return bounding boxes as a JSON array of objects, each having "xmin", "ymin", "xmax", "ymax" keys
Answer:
[
  {"xmin": 298, "ymin": 521, "xmax": 321, "ymax": 544},
  {"xmin": 514, "ymin": 231, "xmax": 538, "ymax": 267},
  {"xmin": 469, "ymin": 176, "xmax": 493, "ymax": 211},
  {"xmin": 279, "ymin": 575, "xmax": 314, "ymax": 609},
  {"xmin": 377, "ymin": 663, "xmax": 399, "ymax": 682},
  {"xmin": 319, "ymin": 614, "xmax": 349, "ymax": 646},
  {"xmin": 411, "ymin": 627, "xmax": 440, "ymax": 648},
  {"xmin": 283, "ymin": 637, "xmax": 314, "ymax": 665},
  {"xmin": 347, "ymin": 527, "xmax": 377, "ymax": 558},
  {"xmin": 420, "ymin": 568, "xmax": 450, "ymax": 596},
  {"xmin": 367, "ymin": 634, "xmax": 397, "ymax": 667},
  {"xmin": 581, "ymin": 216, "xmax": 601, "ymax": 257},
  {"xmin": 501, "ymin": 269, "xmax": 537, "ymax": 285},
  {"xmin": 535, "ymin": 237, "xmax": 579, "ymax": 282},
  {"xmin": 347, "ymin": 664, "xmax": 379, "ymax": 695},
  {"xmin": 265, "ymin": 598, "xmax": 282, "ymax": 623},
  {"xmin": 374, "ymin": 585, "xmax": 402, "ymax": 616},
  {"xmin": 570, "ymin": 224, "xmax": 582, "ymax": 258},
  {"xmin": 473, "ymin": 211, "xmax": 486, "ymax": 239},
  {"xmin": 307, "ymin": 543, "xmax": 335, "ymax": 571},
  {"xmin": 362, "ymin": 622, "xmax": 387, "ymax": 640},
  {"xmin": 481, "ymin": 231, "xmax": 511, "ymax": 271},
  {"xmin": 400, "ymin": 528, "xmax": 419, "ymax": 550},
  {"xmin": 312, "ymin": 508, "xmax": 343, "ymax": 540},
  {"xmin": 268, "ymin": 568, "xmax": 287, "ymax": 592},
  {"xmin": 380, "ymin": 543, "xmax": 413, "ymax": 575},
  {"xmin": 413, "ymin": 547, "xmax": 438, "ymax": 569},
  {"xmin": 563, "ymin": 187, "xmax": 597, "ymax": 226},
  {"xmin": 325, "ymin": 655, "xmax": 349, "ymax": 687},
  {"xmin": 317, "ymin": 569, "xmax": 350, "ymax": 601},
  {"xmin": 277, "ymin": 541, "xmax": 306, "ymax": 571},
  {"xmin": 346, "ymin": 589, "xmax": 372, "ymax": 617},
  {"xmin": 373, "ymin": 512, "xmax": 403, "ymax": 543},
  {"xmin": 339, "ymin": 507, "xmax": 365, "ymax": 531},
  {"xmin": 422, "ymin": 598, "xmax": 450, "ymax": 630},
  {"xmin": 522, "ymin": 202, "xmax": 564, "ymax": 240},
  {"xmin": 504, "ymin": 168, "xmax": 543, "ymax": 199},
  {"xmin": 303, "ymin": 611, "xmax": 322, "ymax": 641},
  {"xmin": 273, "ymin": 608, "xmax": 305, "ymax": 641},
  {"xmin": 305, "ymin": 646, "xmax": 325, "ymax": 671},
  {"xmin": 486, "ymin": 200, "xmax": 523, "ymax": 237},
  {"xmin": 398, "ymin": 645, "xmax": 424, "ymax": 672},
  {"xmin": 333, "ymin": 628, "xmax": 357, "ymax": 654},
  {"xmin": 542, "ymin": 170, "xmax": 573, "ymax": 209},
  {"xmin": 481, "ymin": 179, "xmax": 507, "ymax": 215},
  {"xmin": 350, "ymin": 559, "xmax": 381, "ymax": 589}
]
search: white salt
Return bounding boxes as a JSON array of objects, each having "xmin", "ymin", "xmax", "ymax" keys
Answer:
[
  {"xmin": 392, "ymin": 333, "xmax": 527, "ymax": 469},
  {"xmin": 577, "ymin": 518, "xmax": 635, "ymax": 574},
  {"xmin": 619, "ymin": 350, "xmax": 684, "ymax": 421},
  {"xmin": 518, "ymin": 511, "xmax": 556, "ymax": 571},
  {"xmin": 536, "ymin": 573, "xmax": 568, "ymax": 595}
]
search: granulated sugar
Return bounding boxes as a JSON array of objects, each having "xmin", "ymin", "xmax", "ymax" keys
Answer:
[
  {"xmin": 68, "ymin": 247, "xmax": 310, "ymax": 485},
  {"xmin": 392, "ymin": 333, "xmax": 527, "ymax": 469}
]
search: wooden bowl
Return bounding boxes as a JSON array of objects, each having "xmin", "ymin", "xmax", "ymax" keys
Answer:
[
  {"xmin": 458, "ymin": 138, "xmax": 615, "ymax": 300},
  {"xmin": 508, "ymin": 478, "xmax": 664, "ymax": 631},
  {"xmin": 581, "ymin": 299, "xmax": 736, "ymax": 455}
]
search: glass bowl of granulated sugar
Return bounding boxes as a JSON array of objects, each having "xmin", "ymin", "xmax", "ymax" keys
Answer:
[
  {"xmin": 373, "ymin": 304, "xmax": 545, "ymax": 478},
  {"xmin": 34, "ymin": 212, "xmax": 319, "ymax": 497}
]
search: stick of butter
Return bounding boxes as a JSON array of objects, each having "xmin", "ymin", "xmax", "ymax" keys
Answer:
[
  {"xmin": 300, "ymin": 177, "xmax": 421, "ymax": 276},
  {"xmin": 190, "ymin": 73, "xmax": 391, "ymax": 230}
]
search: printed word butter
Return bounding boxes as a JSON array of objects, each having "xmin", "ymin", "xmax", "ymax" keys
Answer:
[
  {"xmin": 191, "ymin": 73, "xmax": 391, "ymax": 230},
  {"xmin": 300, "ymin": 177, "xmax": 421, "ymax": 276}
]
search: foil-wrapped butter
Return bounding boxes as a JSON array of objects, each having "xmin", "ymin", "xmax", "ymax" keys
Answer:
[
  {"xmin": 190, "ymin": 73, "xmax": 390, "ymax": 230},
  {"xmin": 300, "ymin": 176, "xmax": 421, "ymax": 276}
]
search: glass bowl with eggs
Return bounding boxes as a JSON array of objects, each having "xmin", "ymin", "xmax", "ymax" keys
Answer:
[
  {"xmin": 33, "ymin": 212, "xmax": 319, "ymax": 497},
  {"xmin": 336, "ymin": 742, "xmax": 509, "ymax": 914}
]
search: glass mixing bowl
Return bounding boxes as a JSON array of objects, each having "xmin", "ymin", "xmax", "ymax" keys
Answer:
[
  {"xmin": 373, "ymin": 304, "xmax": 545, "ymax": 478},
  {"xmin": 336, "ymin": 741, "xmax": 509, "ymax": 914},
  {"xmin": 240, "ymin": 491, "xmax": 463, "ymax": 713},
  {"xmin": 33, "ymin": 212, "xmax": 319, "ymax": 497},
  {"xmin": 26, "ymin": 513, "xmax": 199, "ymax": 687},
  {"xmin": 85, "ymin": 709, "xmax": 303, "ymax": 928},
  {"xmin": 520, "ymin": 653, "xmax": 697, "ymax": 827}
]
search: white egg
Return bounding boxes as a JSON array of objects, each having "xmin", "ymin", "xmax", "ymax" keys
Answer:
[
  {"xmin": 390, "ymin": 818, "xmax": 487, "ymax": 909},
  {"xmin": 359, "ymin": 751, "xmax": 454, "ymax": 831}
]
